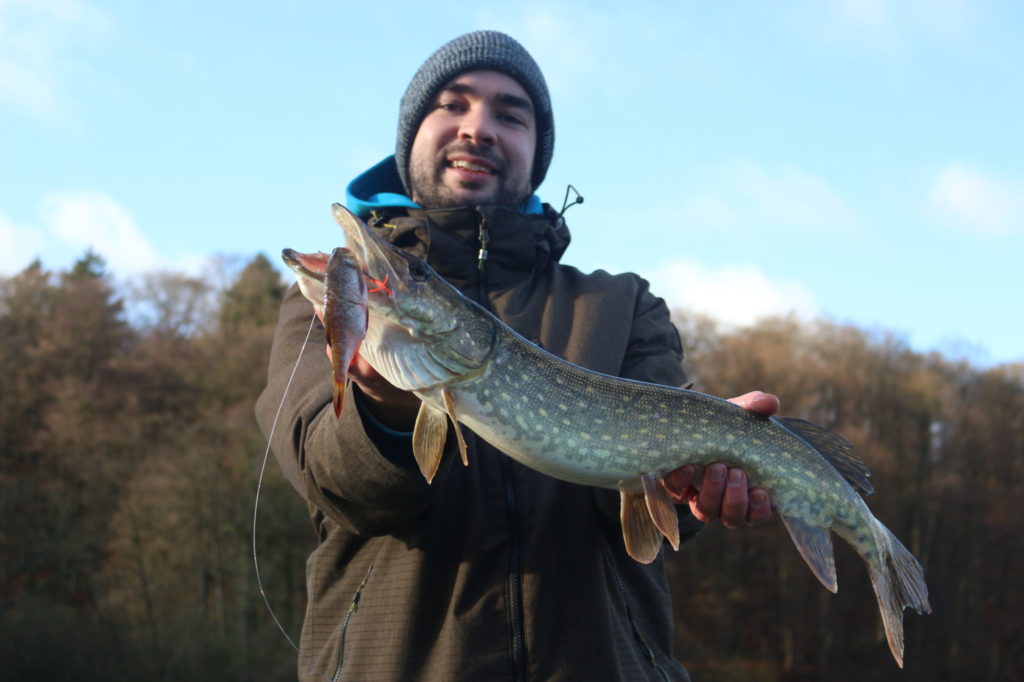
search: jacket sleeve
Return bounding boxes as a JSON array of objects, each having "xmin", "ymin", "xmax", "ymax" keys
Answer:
[
  {"xmin": 617, "ymin": 275, "xmax": 688, "ymax": 388},
  {"xmin": 254, "ymin": 285, "xmax": 443, "ymax": 536}
]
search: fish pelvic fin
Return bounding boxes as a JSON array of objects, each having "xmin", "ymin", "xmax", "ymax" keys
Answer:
[
  {"xmin": 865, "ymin": 517, "xmax": 932, "ymax": 668},
  {"xmin": 441, "ymin": 389, "xmax": 469, "ymax": 466},
  {"xmin": 619, "ymin": 488, "xmax": 664, "ymax": 563},
  {"xmin": 777, "ymin": 417, "xmax": 874, "ymax": 496},
  {"xmin": 412, "ymin": 402, "xmax": 448, "ymax": 483},
  {"xmin": 641, "ymin": 474, "xmax": 680, "ymax": 551},
  {"xmin": 780, "ymin": 513, "xmax": 838, "ymax": 593}
]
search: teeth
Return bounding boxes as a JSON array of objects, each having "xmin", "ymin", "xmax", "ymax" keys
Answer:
[{"xmin": 450, "ymin": 159, "xmax": 492, "ymax": 173}]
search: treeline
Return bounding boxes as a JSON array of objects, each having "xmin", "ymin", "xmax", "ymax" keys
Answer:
[
  {"xmin": 1, "ymin": 255, "xmax": 1021, "ymax": 681},
  {"xmin": 669, "ymin": 314, "xmax": 1023, "ymax": 681},
  {"xmin": 1, "ymin": 253, "xmax": 311, "ymax": 681}
]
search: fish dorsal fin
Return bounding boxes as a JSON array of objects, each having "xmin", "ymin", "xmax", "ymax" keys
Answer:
[
  {"xmin": 412, "ymin": 402, "xmax": 448, "ymax": 483},
  {"xmin": 776, "ymin": 417, "xmax": 874, "ymax": 496},
  {"xmin": 781, "ymin": 513, "xmax": 838, "ymax": 593},
  {"xmin": 641, "ymin": 474, "xmax": 680, "ymax": 551},
  {"xmin": 619, "ymin": 489, "xmax": 664, "ymax": 564}
]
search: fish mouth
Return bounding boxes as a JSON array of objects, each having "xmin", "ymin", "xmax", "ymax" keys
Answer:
[
  {"xmin": 281, "ymin": 248, "xmax": 329, "ymax": 281},
  {"xmin": 330, "ymin": 203, "xmax": 402, "ymax": 296}
]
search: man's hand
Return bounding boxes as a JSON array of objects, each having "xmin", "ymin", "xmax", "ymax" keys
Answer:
[
  {"xmin": 662, "ymin": 390, "xmax": 779, "ymax": 528},
  {"xmin": 327, "ymin": 346, "xmax": 421, "ymax": 431}
]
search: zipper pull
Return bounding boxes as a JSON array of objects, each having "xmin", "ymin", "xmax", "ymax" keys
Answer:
[{"xmin": 475, "ymin": 208, "xmax": 490, "ymax": 271}]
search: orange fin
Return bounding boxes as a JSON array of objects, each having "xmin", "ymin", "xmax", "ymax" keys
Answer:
[
  {"xmin": 620, "ymin": 488, "xmax": 664, "ymax": 563},
  {"xmin": 325, "ymin": 327, "xmax": 349, "ymax": 418},
  {"xmin": 442, "ymin": 389, "xmax": 469, "ymax": 466},
  {"xmin": 331, "ymin": 376, "xmax": 347, "ymax": 418},
  {"xmin": 641, "ymin": 473, "xmax": 680, "ymax": 551},
  {"xmin": 412, "ymin": 402, "xmax": 448, "ymax": 483}
]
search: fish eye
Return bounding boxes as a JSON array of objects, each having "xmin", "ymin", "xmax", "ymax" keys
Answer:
[{"xmin": 408, "ymin": 259, "xmax": 431, "ymax": 281}]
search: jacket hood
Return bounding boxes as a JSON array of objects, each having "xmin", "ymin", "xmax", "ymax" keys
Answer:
[{"xmin": 345, "ymin": 156, "xmax": 545, "ymax": 219}]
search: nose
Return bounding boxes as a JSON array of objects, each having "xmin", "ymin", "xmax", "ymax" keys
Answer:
[{"xmin": 458, "ymin": 106, "xmax": 496, "ymax": 146}]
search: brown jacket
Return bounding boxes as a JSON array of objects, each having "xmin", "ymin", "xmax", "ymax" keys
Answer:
[{"xmin": 256, "ymin": 204, "xmax": 701, "ymax": 681}]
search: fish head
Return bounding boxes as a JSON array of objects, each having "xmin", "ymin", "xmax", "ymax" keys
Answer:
[{"xmin": 330, "ymin": 203, "xmax": 496, "ymax": 373}]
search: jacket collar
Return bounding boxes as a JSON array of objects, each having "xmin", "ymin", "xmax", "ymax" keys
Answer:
[{"xmin": 345, "ymin": 157, "xmax": 572, "ymax": 292}]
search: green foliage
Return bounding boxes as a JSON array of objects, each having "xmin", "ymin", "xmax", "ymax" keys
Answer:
[
  {"xmin": 1, "ymin": 260, "xmax": 1020, "ymax": 680},
  {"xmin": 0, "ymin": 252, "xmax": 308, "ymax": 680}
]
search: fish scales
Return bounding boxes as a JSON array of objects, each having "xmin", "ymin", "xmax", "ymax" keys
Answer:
[
  {"xmin": 450, "ymin": 326, "xmax": 844, "ymax": 499},
  {"xmin": 281, "ymin": 203, "xmax": 931, "ymax": 668}
]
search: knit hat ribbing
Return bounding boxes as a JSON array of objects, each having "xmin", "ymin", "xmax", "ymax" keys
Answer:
[{"xmin": 395, "ymin": 31, "xmax": 554, "ymax": 196}]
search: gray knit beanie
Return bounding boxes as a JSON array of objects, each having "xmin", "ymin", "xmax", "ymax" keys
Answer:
[{"xmin": 395, "ymin": 30, "xmax": 554, "ymax": 195}]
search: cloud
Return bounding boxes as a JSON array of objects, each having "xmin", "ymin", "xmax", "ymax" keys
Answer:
[
  {"xmin": 780, "ymin": 0, "xmax": 978, "ymax": 56},
  {"xmin": 677, "ymin": 161, "xmax": 861, "ymax": 235},
  {"xmin": 815, "ymin": 0, "xmax": 974, "ymax": 47},
  {"xmin": 928, "ymin": 163, "xmax": 1023, "ymax": 236},
  {"xmin": 830, "ymin": 0, "xmax": 975, "ymax": 36},
  {"xmin": 0, "ymin": 191, "xmax": 202, "ymax": 277},
  {"xmin": 0, "ymin": 213, "xmax": 48, "ymax": 272},
  {"xmin": 41, "ymin": 191, "xmax": 163, "ymax": 273},
  {"xmin": 0, "ymin": 0, "xmax": 109, "ymax": 117},
  {"xmin": 641, "ymin": 258, "xmax": 819, "ymax": 327}
]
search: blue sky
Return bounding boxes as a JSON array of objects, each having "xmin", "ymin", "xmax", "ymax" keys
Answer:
[{"xmin": 2, "ymin": 0, "xmax": 1021, "ymax": 366}]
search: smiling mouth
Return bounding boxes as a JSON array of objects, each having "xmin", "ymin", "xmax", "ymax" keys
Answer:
[{"xmin": 446, "ymin": 159, "xmax": 497, "ymax": 175}]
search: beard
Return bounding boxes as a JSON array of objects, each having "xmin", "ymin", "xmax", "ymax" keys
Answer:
[{"xmin": 409, "ymin": 143, "xmax": 532, "ymax": 210}]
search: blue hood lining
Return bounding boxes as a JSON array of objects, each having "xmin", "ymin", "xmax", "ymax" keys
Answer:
[{"xmin": 345, "ymin": 156, "xmax": 544, "ymax": 218}]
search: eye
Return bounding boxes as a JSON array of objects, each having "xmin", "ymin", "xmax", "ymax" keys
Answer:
[{"xmin": 408, "ymin": 259, "xmax": 431, "ymax": 281}]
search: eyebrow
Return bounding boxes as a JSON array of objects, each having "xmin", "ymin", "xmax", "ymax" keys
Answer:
[{"xmin": 441, "ymin": 82, "xmax": 535, "ymax": 115}]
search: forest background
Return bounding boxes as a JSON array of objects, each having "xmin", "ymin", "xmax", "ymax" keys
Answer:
[{"xmin": 1, "ymin": 252, "xmax": 1021, "ymax": 682}]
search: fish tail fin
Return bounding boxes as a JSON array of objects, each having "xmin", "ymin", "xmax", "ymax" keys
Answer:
[
  {"xmin": 865, "ymin": 517, "xmax": 932, "ymax": 668},
  {"xmin": 326, "ymin": 328, "xmax": 347, "ymax": 418},
  {"xmin": 331, "ymin": 374, "xmax": 347, "ymax": 418}
]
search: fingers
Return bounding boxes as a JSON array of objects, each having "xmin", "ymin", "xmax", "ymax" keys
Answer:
[
  {"xmin": 748, "ymin": 487, "xmax": 772, "ymax": 524},
  {"xmin": 681, "ymin": 463, "xmax": 773, "ymax": 527},
  {"xmin": 662, "ymin": 465, "xmax": 695, "ymax": 500},
  {"xmin": 345, "ymin": 354, "xmax": 421, "ymax": 431},
  {"xmin": 727, "ymin": 390, "xmax": 780, "ymax": 416}
]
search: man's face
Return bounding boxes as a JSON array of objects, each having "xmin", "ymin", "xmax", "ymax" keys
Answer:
[{"xmin": 408, "ymin": 70, "xmax": 537, "ymax": 210}]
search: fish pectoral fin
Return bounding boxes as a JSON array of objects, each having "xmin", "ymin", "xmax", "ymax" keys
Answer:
[
  {"xmin": 441, "ymin": 389, "xmax": 469, "ymax": 467},
  {"xmin": 781, "ymin": 513, "xmax": 838, "ymax": 593},
  {"xmin": 620, "ymin": 488, "xmax": 664, "ymax": 564},
  {"xmin": 641, "ymin": 473, "xmax": 680, "ymax": 551},
  {"xmin": 412, "ymin": 402, "xmax": 448, "ymax": 483}
]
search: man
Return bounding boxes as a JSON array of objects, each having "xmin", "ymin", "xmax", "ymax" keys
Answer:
[{"xmin": 257, "ymin": 31, "xmax": 776, "ymax": 681}]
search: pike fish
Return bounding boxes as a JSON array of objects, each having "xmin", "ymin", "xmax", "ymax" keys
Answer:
[{"xmin": 282, "ymin": 203, "xmax": 931, "ymax": 667}]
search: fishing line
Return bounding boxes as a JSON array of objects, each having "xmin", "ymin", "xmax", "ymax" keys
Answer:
[{"xmin": 252, "ymin": 312, "xmax": 331, "ymax": 682}]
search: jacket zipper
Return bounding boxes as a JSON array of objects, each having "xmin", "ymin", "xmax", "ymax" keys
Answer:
[
  {"xmin": 603, "ymin": 544, "xmax": 671, "ymax": 681},
  {"xmin": 332, "ymin": 560, "xmax": 376, "ymax": 682},
  {"xmin": 475, "ymin": 208, "xmax": 528, "ymax": 681},
  {"xmin": 500, "ymin": 453, "xmax": 528, "ymax": 681}
]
